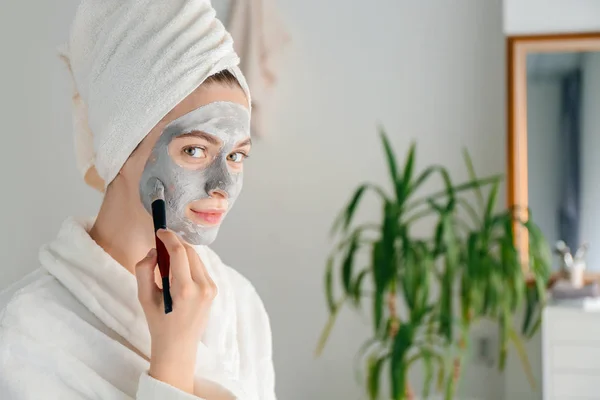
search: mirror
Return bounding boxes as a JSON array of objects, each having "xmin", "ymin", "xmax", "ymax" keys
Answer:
[{"xmin": 507, "ymin": 33, "xmax": 600, "ymax": 278}]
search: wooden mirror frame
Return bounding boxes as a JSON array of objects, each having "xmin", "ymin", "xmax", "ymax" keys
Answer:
[{"xmin": 507, "ymin": 32, "xmax": 600, "ymax": 284}]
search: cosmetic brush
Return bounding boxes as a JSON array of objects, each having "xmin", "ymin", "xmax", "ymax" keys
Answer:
[{"xmin": 149, "ymin": 178, "xmax": 173, "ymax": 314}]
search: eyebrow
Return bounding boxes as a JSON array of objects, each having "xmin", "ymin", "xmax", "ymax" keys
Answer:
[
  {"xmin": 175, "ymin": 131, "xmax": 251, "ymax": 148},
  {"xmin": 236, "ymin": 138, "xmax": 252, "ymax": 148},
  {"xmin": 176, "ymin": 131, "xmax": 221, "ymax": 146}
]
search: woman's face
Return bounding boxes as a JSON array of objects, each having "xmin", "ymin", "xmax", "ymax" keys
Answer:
[{"xmin": 125, "ymin": 82, "xmax": 251, "ymax": 245}]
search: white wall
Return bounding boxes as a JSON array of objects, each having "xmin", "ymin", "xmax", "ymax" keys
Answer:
[
  {"xmin": 503, "ymin": 0, "xmax": 600, "ymax": 35},
  {"xmin": 580, "ymin": 52, "xmax": 600, "ymax": 271},
  {"xmin": 526, "ymin": 79, "xmax": 562, "ymax": 264},
  {"xmin": 0, "ymin": 1, "xmax": 507, "ymax": 399},
  {"xmin": 0, "ymin": 0, "xmax": 95, "ymax": 288}
]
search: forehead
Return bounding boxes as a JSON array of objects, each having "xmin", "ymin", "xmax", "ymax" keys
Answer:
[{"xmin": 162, "ymin": 102, "xmax": 251, "ymax": 142}]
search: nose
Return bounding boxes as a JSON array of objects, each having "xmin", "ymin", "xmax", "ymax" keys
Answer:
[
  {"xmin": 204, "ymin": 158, "xmax": 233, "ymax": 197},
  {"xmin": 209, "ymin": 187, "xmax": 228, "ymax": 199}
]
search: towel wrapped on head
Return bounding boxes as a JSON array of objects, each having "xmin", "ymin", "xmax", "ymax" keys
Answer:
[{"xmin": 58, "ymin": 0, "xmax": 251, "ymax": 192}]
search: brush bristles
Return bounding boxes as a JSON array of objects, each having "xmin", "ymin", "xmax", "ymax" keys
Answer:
[{"xmin": 149, "ymin": 178, "xmax": 165, "ymax": 203}]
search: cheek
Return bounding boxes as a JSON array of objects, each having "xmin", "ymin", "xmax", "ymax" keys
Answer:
[
  {"xmin": 171, "ymin": 168, "xmax": 209, "ymax": 199},
  {"xmin": 230, "ymin": 173, "xmax": 244, "ymax": 195}
]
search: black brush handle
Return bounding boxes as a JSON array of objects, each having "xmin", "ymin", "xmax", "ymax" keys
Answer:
[
  {"xmin": 162, "ymin": 277, "xmax": 173, "ymax": 314},
  {"xmin": 151, "ymin": 199, "xmax": 172, "ymax": 314}
]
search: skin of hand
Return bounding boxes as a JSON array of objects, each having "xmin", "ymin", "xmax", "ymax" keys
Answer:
[{"xmin": 135, "ymin": 228, "xmax": 217, "ymax": 394}]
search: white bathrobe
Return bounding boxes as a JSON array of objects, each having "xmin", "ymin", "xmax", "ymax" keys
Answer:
[{"xmin": 0, "ymin": 218, "xmax": 275, "ymax": 400}]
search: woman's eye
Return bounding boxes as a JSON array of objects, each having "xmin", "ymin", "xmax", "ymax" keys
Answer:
[
  {"xmin": 227, "ymin": 152, "xmax": 246, "ymax": 163},
  {"xmin": 183, "ymin": 146, "xmax": 205, "ymax": 158}
]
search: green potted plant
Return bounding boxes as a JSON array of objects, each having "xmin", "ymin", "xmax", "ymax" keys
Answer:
[{"xmin": 316, "ymin": 129, "xmax": 551, "ymax": 400}]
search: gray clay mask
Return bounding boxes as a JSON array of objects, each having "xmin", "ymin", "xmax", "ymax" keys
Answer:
[{"xmin": 139, "ymin": 101, "xmax": 250, "ymax": 245}]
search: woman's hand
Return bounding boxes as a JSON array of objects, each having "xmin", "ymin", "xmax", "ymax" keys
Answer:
[{"xmin": 135, "ymin": 228, "xmax": 217, "ymax": 394}]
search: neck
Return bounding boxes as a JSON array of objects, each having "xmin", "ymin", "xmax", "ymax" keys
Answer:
[{"xmin": 89, "ymin": 185, "xmax": 155, "ymax": 274}]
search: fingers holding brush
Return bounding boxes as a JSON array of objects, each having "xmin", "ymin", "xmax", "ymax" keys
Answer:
[
  {"xmin": 155, "ymin": 229, "xmax": 216, "ymax": 307},
  {"xmin": 135, "ymin": 248, "xmax": 161, "ymax": 309},
  {"xmin": 183, "ymin": 242, "xmax": 217, "ymax": 300},
  {"xmin": 156, "ymin": 228, "xmax": 192, "ymax": 283},
  {"xmin": 138, "ymin": 230, "xmax": 216, "ymax": 395}
]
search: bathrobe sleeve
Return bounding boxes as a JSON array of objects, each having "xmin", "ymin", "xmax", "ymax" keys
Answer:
[
  {"xmin": 248, "ymin": 288, "xmax": 277, "ymax": 400},
  {"xmin": 0, "ymin": 309, "xmax": 273, "ymax": 400},
  {"xmin": 0, "ymin": 327, "xmax": 117, "ymax": 399},
  {"xmin": 0, "ymin": 328, "xmax": 210, "ymax": 400},
  {"xmin": 257, "ymin": 353, "xmax": 276, "ymax": 400},
  {"xmin": 137, "ymin": 372, "xmax": 208, "ymax": 400}
]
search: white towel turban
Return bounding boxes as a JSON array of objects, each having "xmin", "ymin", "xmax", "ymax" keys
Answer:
[{"xmin": 58, "ymin": 0, "xmax": 251, "ymax": 192}]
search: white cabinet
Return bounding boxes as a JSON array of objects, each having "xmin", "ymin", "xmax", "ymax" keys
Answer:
[{"xmin": 543, "ymin": 303, "xmax": 600, "ymax": 400}]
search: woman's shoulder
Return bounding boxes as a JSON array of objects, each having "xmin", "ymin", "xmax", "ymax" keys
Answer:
[
  {"xmin": 202, "ymin": 247, "xmax": 270, "ymax": 319},
  {"xmin": 0, "ymin": 270, "xmax": 144, "ymax": 398},
  {"xmin": 0, "ymin": 268, "xmax": 96, "ymax": 338},
  {"xmin": 201, "ymin": 246, "xmax": 259, "ymax": 295},
  {"xmin": 0, "ymin": 269, "xmax": 57, "ymax": 317},
  {"xmin": 0, "ymin": 269, "xmax": 74, "ymax": 354}
]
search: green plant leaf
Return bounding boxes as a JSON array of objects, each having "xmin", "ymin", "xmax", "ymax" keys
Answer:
[
  {"xmin": 432, "ymin": 217, "xmax": 445, "ymax": 257},
  {"xmin": 420, "ymin": 346, "xmax": 446, "ymax": 399},
  {"xmin": 524, "ymin": 218, "xmax": 552, "ymax": 281},
  {"xmin": 439, "ymin": 276, "xmax": 453, "ymax": 342},
  {"xmin": 353, "ymin": 338, "xmax": 382, "ymax": 385},
  {"xmin": 436, "ymin": 355, "xmax": 447, "ymax": 392},
  {"xmin": 412, "ymin": 305, "xmax": 435, "ymax": 326},
  {"xmin": 408, "ymin": 165, "xmax": 442, "ymax": 198},
  {"xmin": 367, "ymin": 352, "xmax": 389, "ymax": 400},
  {"xmin": 403, "ymin": 206, "xmax": 437, "ymax": 226},
  {"xmin": 457, "ymin": 197, "xmax": 481, "ymax": 229},
  {"xmin": 401, "ymin": 238, "xmax": 416, "ymax": 313},
  {"xmin": 373, "ymin": 288, "xmax": 385, "ymax": 336},
  {"xmin": 410, "ymin": 242, "xmax": 433, "ymax": 317},
  {"xmin": 439, "ymin": 215, "xmax": 458, "ymax": 343},
  {"xmin": 521, "ymin": 285, "xmax": 537, "ymax": 336},
  {"xmin": 423, "ymin": 351, "xmax": 434, "ymax": 399},
  {"xmin": 462, "ymin": 148, "xmax": 486, "ymax": 212},
  {"xmin": 498, "ymin": 308, "xmax": 509, "ymax": 370},
  {"xmin": 443, "ymin": 214, "xmax": 460, "ymax": 269},
  {"xmin": 331, "ymin": 184, "xmax": 368, "ymax": 236},
  {"xmin": 521, "ymin": 288, "xmax": 535, "ymax": 335},
  {"xmin": 391, "ymin": 323, "xmax": 414, "ymax": 400},
  {"xmin": 379, "ymin": 127, "xmax": 400, "ymax": 192},
  {"xmin": 331, "ymin": 184, "xmax": 390, "ymax": 236},
  {"xmin": 325, "ymin": 255, "xmax": 336, "ymax": 313},
  {"xmin": 315, "ymin": 296, "xmax": 346, "ymax": 357},
  {"xmin": 405, "ymin": 176, "xmax": 501, "ymax": 214},
  {"xmin": 509, "ymin": 326, "xmax": 536, "ymax": 390},
  {"xmin": 525, "ymin": 316, "xmax": 543, "ymax": 340},
  {"xmin": 438, "ymin": 167, "xmax": 455, "ymax": 207},
  {"xmin": 402, "ymin": 141, "xmax": 417, "ymax": 196},
  {"xmin": 352, "ymin": 269, "xmax": 370, "ymax": 306},
  {"xmin": 373, "ymin": 202, "xmax": 399, "ymax": 334},
  {"xmin": 371, "ymin": 239, "xmax": 387, "ymax": 333},
  {"xmin": 523, "ymin": 276, "xmax": 546, "ymax": 339},
  {"xmin": 342, "ymin": 233, "xmax": 360, "ymax": 294},
  {"xmin": 333, "ymin": 223, "xmax": 378, "ymax": 253},
  {"xmin": 447, "ymin": 175, "xmax": 501, "ymax": 197},
  {"xmin": 484, "ymin": 180, "xmax": 500, "ymax": 227}
]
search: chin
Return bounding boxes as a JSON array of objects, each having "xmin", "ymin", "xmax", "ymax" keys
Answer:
[{"xmin": 179, "ymin": 226, "xmax": 220, "ymax": 246}]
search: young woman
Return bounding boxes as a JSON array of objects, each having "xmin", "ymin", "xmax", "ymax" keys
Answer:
[{"xmin": 0, "ymin": 1, "xmax": 275, "ymax": 399}]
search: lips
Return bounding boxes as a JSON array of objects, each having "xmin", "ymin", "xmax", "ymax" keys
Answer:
[{"xmin": 189, "ymin": 208, "xmax": 226, "ymax": 226}]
